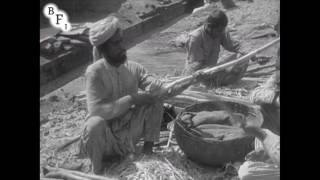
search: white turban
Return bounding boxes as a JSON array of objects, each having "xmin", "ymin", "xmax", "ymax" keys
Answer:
[
  {"xmin": 89, "ymin": 16, "xmax": 120, "ymax": 47},
  {"xmin": 89, "ymin": 16, "xmax": 120, "ymax": 62}
]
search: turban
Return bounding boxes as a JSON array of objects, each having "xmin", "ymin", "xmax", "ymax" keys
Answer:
[{"xmin": 89, "ymin": 16, "xmax": 120, "ymax": 47}]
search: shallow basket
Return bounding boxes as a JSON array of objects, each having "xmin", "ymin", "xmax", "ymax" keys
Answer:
[{"xmin": 174, "ymin": 99, "xmax": 263, "ymax": 166}]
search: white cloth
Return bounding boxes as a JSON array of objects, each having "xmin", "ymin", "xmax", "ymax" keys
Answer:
[
  {"xmin": 260, "ymin": 129, "xmax": 280, "ymax": 166},
  {"xmin": 238, "ymin": 129, "xmax": 280, "ymax": 180},
  {"xmin": 238, "ymin": 161, "xmax": 280, "ymax": 180},
  {"xmin": 249, "ymin": 73, "xmax": 279, "ymax": 105},
  {"xmin": 89, "ymin": 16, "xmax": 120, "ymax": 47}
]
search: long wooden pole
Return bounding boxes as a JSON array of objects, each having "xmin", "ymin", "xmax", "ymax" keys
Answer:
[
  {"xmin": 202, "ymin": 38, "xmax": 280, "ymax": 74},
  {"xmin": 160, "ymin": 38, "xmax": 280, "ymax": 99}
]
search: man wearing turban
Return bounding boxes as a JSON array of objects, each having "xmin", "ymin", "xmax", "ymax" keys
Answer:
[{"xmin": 78, "ymin": 15, "xmax": 165, "ymax": 174}]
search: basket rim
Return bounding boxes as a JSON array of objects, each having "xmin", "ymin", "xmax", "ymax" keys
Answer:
[
  {"xmin": 184, "ymin": 99, "xmax": 263, "ymax": 123},
  {"xmin": 174, "ymin": 120, "xmax": 253, "ymax": 144}
]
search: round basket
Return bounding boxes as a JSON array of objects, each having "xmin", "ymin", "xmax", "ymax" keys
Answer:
[{"xmin": 174, "ymin": 99, "xmax": 263, "ymax": 166}]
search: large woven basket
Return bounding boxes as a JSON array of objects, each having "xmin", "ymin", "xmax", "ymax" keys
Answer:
[{"xmin": 174, "ymin": 99, "xmax": 263, "ymax": 166}]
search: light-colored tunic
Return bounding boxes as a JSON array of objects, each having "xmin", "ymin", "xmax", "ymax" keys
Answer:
[
  {"xmin": 85, "ymin": 59, "xmax": 157, "ymax": 114},
  {"xmin": 78, "ymin": 59, "xmax": 163, "ymax": 173},
  {"xmin": 238, "ymin": 161, "xmax": 280, "ymax": 180},
  {"xmin": 183, "ymin": 26, "xmax": 241, "ymax": 75}
]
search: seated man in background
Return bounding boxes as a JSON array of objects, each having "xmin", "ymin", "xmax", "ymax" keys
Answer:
[
  {"xmin": 183, "ymin": 8, "xmax": 253, "ymax": 87},
  {"xmin": 78, "ymin": 15, "xmax": 166, "ymax": 175}
]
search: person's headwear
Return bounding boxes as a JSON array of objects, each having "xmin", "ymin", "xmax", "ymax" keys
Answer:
[
  {"xmin": 89, "ymin": 16, "xmax": 120, "ymax": 62},
  {"xmin": 89, "ymin": 16, "xmax": 120, "ymax": 47}
]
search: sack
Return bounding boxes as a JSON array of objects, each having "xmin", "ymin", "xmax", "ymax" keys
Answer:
[{"xmin": 180, "ymin": 110, "xmax": 245, "ymax": 128}]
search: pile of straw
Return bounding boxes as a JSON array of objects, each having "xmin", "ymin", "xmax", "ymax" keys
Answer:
[
  {"xmin": 104, "ymin": 146, "xmax": 239, "ymax": 180},
  {"xmin": 209, "ymin": 87, "xmax": 249, "ymax": 100}
]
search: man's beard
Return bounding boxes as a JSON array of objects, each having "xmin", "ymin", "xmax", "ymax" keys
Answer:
[{"xmin": 106, "ymin": 52, "xmax": 127, "ymax": 67}]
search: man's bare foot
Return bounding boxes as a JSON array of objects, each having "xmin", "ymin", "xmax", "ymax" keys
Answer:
[
  {"xmin": 143, "ymin": 141, "xmax": 154, "ymax": 154},
  {"xmin": 127, "ymin": 153, "xmax": 136, "ymax": 161},
  {"xmin": 119, "ymin": 152, "xmax": 137, "ymax": 163},
  {"xmin": 102, "ymin": 154, "xmax": 121, "ymax": 167}
]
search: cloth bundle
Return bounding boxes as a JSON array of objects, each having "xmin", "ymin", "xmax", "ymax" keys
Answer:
[
  {"xmin": 180, "ymin": 110, "xmax": 245, "ymax": 128},
  {"xmin": 179, "ymin": 110, "xmax": 246, "ymax": 140}
]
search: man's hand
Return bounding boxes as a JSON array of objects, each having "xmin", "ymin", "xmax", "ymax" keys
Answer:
[
  {"xmin": 251, "ymin": 55, "xmax": 272, "ymax": 65},
  {"xmin": 238, "ymin": 119, "xmax": 267, "ymax": 141},
  {"xmin": 238, "ymin": 50, "xmax": 271, "ymax": 65},
  {"xmin": 148, "ymin": 79, "xmax": 171, "ymax": 99},
  {"xmin": 237, "ymin": 50, "xmax": 248, "ymax": 57},
  {"xmin": 148, "ymin": 79, "xmax": 164, "ymax": 94},
  {"xmin": 131, "ymin": 92, "xmax": 158, "ymax": 106},
  {"xmin": 192, "ymin": 70, "xmax": 209, "ymax": 82}
]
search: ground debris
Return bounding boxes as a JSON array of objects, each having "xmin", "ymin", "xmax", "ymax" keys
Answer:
[{"xmin": 41, "ymin": 0, "xmax": 279, "ymax": 179}]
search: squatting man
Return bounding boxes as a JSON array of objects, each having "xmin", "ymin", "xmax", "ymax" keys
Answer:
[{"xmin": 77, "ymin": 15, "xmax": 203, "ymax": 175}]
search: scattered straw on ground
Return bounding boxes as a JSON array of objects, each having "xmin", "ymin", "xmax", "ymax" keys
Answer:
[
  {"xmin": 40, "ymin": 100, "xmax": 242, "ymax": 179},
  {"xmin": 106, "ymin": 145, "xmax": 242, "ymax": 180},
  {"xmin": 41, "ymin": 0, "xmax": 279, "ymax": 179}
]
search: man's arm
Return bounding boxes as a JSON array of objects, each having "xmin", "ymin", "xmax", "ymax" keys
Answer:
[
  {"xmin": 184, "ymin": 34, "xmax": 205, "ymax": 73},
  {"xmin": 221, "ymin": 30, "xmax": 270, "ymax": 64},
  {"xmin": 136, "ymin": 63, "xmax": 181, "ymax": 101},
  {"xmin": 137, "ymin": 66, "xmax": 160, "ymax": 91},
  {"xmin": 220, "ymin": 29, "xmax": 242, "ymax": 53},
  {"xmin": 86, "ymin": 69, "xmax": 134, "ymax": 121}
]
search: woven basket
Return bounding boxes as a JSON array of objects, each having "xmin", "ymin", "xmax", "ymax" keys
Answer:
[{"xmin": 174, "ymin": 99, "xmax": 263, "ymax": 166}]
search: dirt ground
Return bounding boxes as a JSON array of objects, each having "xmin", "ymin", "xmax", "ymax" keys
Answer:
[{"xmin": 40, "ymin": 0, "xmax": 280, "ymax": 179}]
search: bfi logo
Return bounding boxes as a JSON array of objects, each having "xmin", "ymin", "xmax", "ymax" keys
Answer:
[{"xmin": 43, "ymin": 3, "xmax": 71, "ymax": 32}]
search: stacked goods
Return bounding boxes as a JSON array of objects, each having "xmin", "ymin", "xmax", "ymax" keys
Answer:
[{"xmin": 40, "ymin": 24, "xmax": 92, "ymax": 58}]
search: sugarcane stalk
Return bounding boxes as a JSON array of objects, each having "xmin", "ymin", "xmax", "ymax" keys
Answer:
[
  {"xmin": 202, "ymin": 38, "xmax": 280, "ymax": 75},
  {"xmin": 43, "ymin": 166, "xmax": 116, "ymax": 180},
  {"xmin": 66, "ymin": 170, "xmax": 115, "ymax": 180},
  {"xmin": 45, "ymin": 171, "xmax": 90, "ymax": 180},
  {"xmin": 164, "ymin": 158, "xmax": 184, "ymax": 180},
  {"xmin": 56, "ymin": 135, "xmax": 81, "ymax": 153},
  {"xmin": 40, "ymin": 178, "xmax": 64, "ymax": 180}
]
